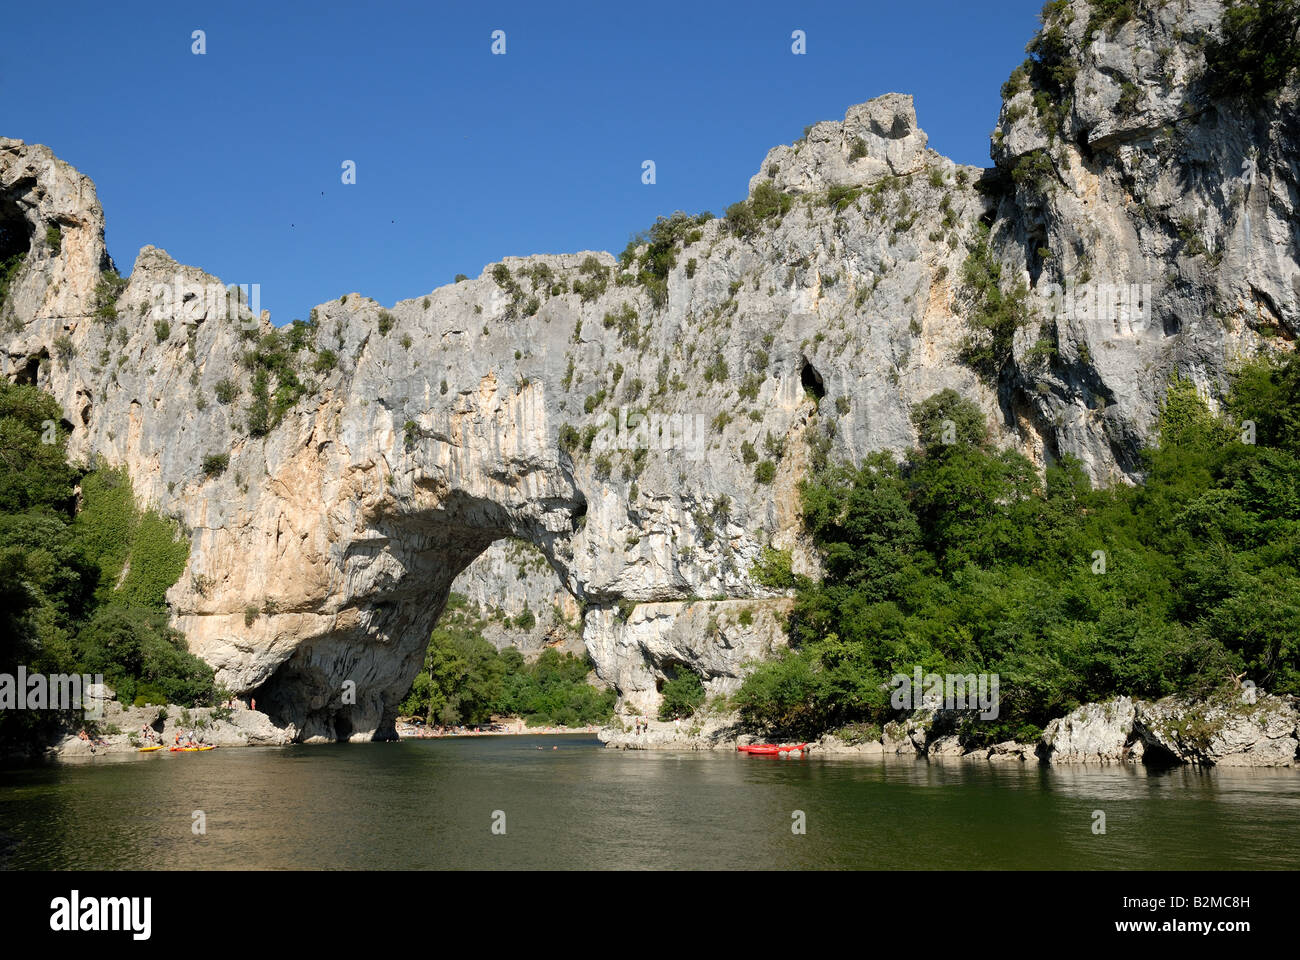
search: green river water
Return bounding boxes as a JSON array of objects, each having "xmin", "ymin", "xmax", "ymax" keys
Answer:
[{"xmin": 2, "ymin": 735, "xmax": 1298, "ymax": 870}]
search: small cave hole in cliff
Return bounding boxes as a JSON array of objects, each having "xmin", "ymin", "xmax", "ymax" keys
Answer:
[
  {"xmin": 16, "ymin": 352, "xmax": 45, "ymax": 386},
  {"xmin": 0, "ymin": 190, "xmax": 33, "ymax": 315},
  {"xmin": 1136, "ymin": 739, "xmax": 1182, "ymax": 770},
  {"xmin": 0, "ymin": 191, "xmax": 32, "ymax": 266},
  {"xmin": 800, "ymin": 358, "xmax": 826, "ymax": 401},
  {"xmin": 655, "ymin": 660, "xmax": 693, "ymax": 694}
]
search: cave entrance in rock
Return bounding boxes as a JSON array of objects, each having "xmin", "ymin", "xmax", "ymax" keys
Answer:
[
  {"xmin": 0, "ymin": 188, "xmax": 32, "ymax": 322},
  {"xmin": 14, "ymin": 350, "xmax": 45, "ymax": 386},
  {"xmin": 0, "ymin": 192, "xmax": 31, "ymax": 265},
  {"xmin": 800, "ymin": 358, "xmax": 825, "ymax": 400}
]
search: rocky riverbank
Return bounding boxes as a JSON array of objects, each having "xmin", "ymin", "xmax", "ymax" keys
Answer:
[
  {"xmin": 51, "ymin": 695, "xmax": 604, "ymax": 760},
  {"xmin": 54, "ymin": 693, "xmax": 290, "ymax": 760},
  {"xmin": 599, "ymin": 691, "xmax": 1300, "ymax": 769},
  {"xmin": 394, "ymin": 719, "xmax": 600, "ymax": 738}
]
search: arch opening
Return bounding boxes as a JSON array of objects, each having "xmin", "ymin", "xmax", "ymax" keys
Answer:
[{"xmin": 246, "ymin": 486, "xmax": 590, "ymax": 743}]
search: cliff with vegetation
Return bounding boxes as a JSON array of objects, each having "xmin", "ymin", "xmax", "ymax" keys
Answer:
[{"xmin": 1, "ymin": 0, "xmax": 1296, "ymax": 747}]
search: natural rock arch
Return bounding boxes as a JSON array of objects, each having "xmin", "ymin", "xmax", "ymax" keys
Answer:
[
  {"xmin": 184, "ymin": 370, "xmax": 594, "ymax": 742},
  {"xmin": 250, "ymin": 488, "xmax": 590, "ymax": 741}
]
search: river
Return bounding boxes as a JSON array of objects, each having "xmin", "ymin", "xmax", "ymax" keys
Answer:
[{"xmin": 3, "ymin": 735, "xmax": 1298, "ymax": 869}]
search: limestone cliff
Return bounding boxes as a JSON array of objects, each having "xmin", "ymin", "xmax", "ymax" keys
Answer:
[
  {"xmin": 451, "ymin": 539, "xmax": 585, "ymax": 661},
  {"xmin": 987, "ymin": 0, "xmax": 1297, "ymax": 477},
  {"xmin": 2, "ymin": 0, "xmax": 1294, "ymax": 741}
]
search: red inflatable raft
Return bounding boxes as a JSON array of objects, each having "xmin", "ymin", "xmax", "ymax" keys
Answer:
[{"xmin": 738, "ymin": 743, "xmax": 809, "ymax": 755}]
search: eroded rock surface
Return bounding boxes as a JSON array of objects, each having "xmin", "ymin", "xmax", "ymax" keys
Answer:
[
  {"xmin": 1040, "ymin": 697, "xmax": 1140, "ymax": 763},
  {"xmin": 1134, "ymin": 692, "xmax": 1299, "ymax": 767},
  {"xmin": 451, "ymin": 539, "xmax": 585, "ymax": 659}
]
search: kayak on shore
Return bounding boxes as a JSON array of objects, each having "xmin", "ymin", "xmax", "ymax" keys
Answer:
[
  {"xmin": 738, "ymin": 743, "xmax": 809, "ymax": 755},
  {"xmin": 168, "ymin": 745, "xmax": 216, "ymax": 752}
]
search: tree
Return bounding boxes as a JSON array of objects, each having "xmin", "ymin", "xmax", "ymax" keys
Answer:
[
  {"xmin": 74, "ymin": 605, "xmax": 215, "ymax": 706},
  {"xmin": 1206, "ymin": 0, "xmax": 1300, "ymax": 99},
  {"xmin": 738, "ymin": 371, "xmax": 1300, "ymax": 744},
  {"xmin": 658, "ymin": 671, "xmax": 705, "ymax": 720},
  {"xmin": 0, "ymin": 383, "xmax": 78, "ymax": 516},
  {"xmin": 909, "ymin": 389, "xmax": 987, "ymax": 453}
]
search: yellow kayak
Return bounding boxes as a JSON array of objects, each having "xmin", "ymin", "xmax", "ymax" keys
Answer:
[{"xmin": 138, "ymin": 745, "xmax": 162, "ymax": 752}]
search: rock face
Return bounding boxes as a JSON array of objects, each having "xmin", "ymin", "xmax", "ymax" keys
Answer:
[
  {"xmin": 989, "ymin": 0, "xmax": 1298, "ymax": 480},
  {"xmin": 450, "ymin": 539, "xmax": 585, "ymax": 660},
  {"xmin": 599, "ymin": 713, "xmax": 741, "ymax": 751},
  {"xmin": 2, "ymin": 0, "xmax": 1296, "ymax": 741},
  {"xmin": 586, "ymin": 598, "xmax": 791, "ymax": 715},
  {"xmin": 56, "ymin": 699, "xmax": 291, "ymax": 759},
  {"xmin": 749, "ymin": 93, "xmax": 933, "ymax": 197},
  {"xmin": 1133, "ymin": 693, "xmax": 1299, "ymax": 767},
  {"xmin": 1039, "ymin": 697, "xmax": 1141, "ymax": 763},
  {"xmin": 773, "ymin": 694, "xmax": 1296, "ymax": 767}
]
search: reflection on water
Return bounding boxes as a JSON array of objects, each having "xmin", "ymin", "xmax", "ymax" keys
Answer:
[{"xmin": 1, "ymin": 736, "xmax": 1298, "ymax": 870}]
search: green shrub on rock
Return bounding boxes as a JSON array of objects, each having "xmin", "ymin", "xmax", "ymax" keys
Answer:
[{"xmin": 658, "ymin": 670, "xmax": 705, "ymax": 720}]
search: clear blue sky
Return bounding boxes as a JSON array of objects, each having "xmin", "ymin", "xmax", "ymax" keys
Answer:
[{"xmin": 6, "ymin": 0, "xmax": 1046, "ymax": 324}]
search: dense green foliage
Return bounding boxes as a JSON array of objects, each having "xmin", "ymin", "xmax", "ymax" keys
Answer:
[
  {"xmin": 399, "ymin": 593, "xmax": 615, "ymax": 727},
  {"xmin": 658, "ymin": 670, "xmax": 706, "ymax": 720},
  {"xmin": 1206, "ymin": 0, "xmax": 1300, "ymax": 99},
  {"xmin": 93, "ymin": 270, "xmax": 128, "ymax": 322},
  {"xmin": 571, "ymin": 256, "xmax": 610, "ymax": 303},
  {"xmin": 737, "ymin": 358, "xmax": 1300, "ymax": 742},
  {"xmin": 71, "ymin": 468, "xmax": 189, "ymax": 609},
  {"xmin": 1017, "ymin": 0, "xmax": 1079, "ymax": 134},
  {"xmin": 243, "ymin": 329, "xmax": 310, "ymax": 436},
  {"xmin": 752, "ymin": 546, "xmax": 796, "ymax": 590},
  {"xmin": 0, "ymin": 386, "xmax": 79, "ymax": 513},
  {"xmin": 73, "ymin": 606, "xmax": 215, "ymax": 706},
  {"xmin": 1, "ymin": 382, "xmax": 213, "ymax": 754}
]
